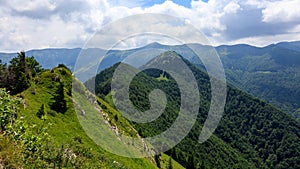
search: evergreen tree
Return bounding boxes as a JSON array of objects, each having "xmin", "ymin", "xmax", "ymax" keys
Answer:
[
  {"xmin": 168, "ymin": 157, "xmax": 173, "ymax": 169},
  {"xmin": 27, "ymin": 56, "xmax": 43, "ymax": 77},
  {"xmin": 36, "ymin": 104, "xmax": 45, "ymax": 119},
  {"xmin": 0, "ymin": 59, "xmax": 7, "ymax": 89},
  {"xmin": 9, "ymin": 52, "xmax": 30, "ymax": 94},
  {"xmin": 154, "ymin": 154, "xmax": 161, "ymax": 168},
  {"xmin": 50, "ymin": 82, "xmax": 67, "ymax": 113},
  {"xmin": 187, "ymin": 155, "xmax": 196, "ymax": 169},
  {"xmin": 0, "ymin": 59, "xmax": 5, "ymax": 75},
  {"xmin": 0, "ymin": 52, "xmax": 43, "ymax": 94}
]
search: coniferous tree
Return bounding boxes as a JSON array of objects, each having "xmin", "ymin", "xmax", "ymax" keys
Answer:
[
  {"xmin": 0, "ymin": 60, "xmax": 7, "ymax": 89},
  {"xmin": 187, "ymin": 155, "xmax": 196, "ymax": 169},
  {"xmin": 0, "ymin": 59, "xmax": 5, "ymax": 75},
  {"xmin": 50, "ymin": 82, "xmax": 67, "ymax": 113},
  {"xmin": 154, "ymin": 154, "xmax": 161, "ymax": 168},
  {"xmin": 36, "ymin": 104, "xmax": 45, "ymax": 119},
  {"xmin": 9, "ymin": 52, "xmax": 30, "ymax": 94},
  {"xmin": 0, "ymin": 52, "xmax": 42, "ymax": 94},
  {"xmin": 168, "ymin": 157, "xmax": 173, "ymax": 169}
]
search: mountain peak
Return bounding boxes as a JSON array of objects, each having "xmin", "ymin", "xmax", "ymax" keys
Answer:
[
  {"xmin": 145, "ymin": 42, "xmax": 164, "ymax": 48},
  {"xmin": 142, "ymin": 51, "xmax": 183, "ymax": 69}
]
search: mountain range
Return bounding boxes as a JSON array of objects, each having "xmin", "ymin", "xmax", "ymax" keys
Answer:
[{"xmin": 1, "ymin": 41, "xmax": 300, "ymax": 120}]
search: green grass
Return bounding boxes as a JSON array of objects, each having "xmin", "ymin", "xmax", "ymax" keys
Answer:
[
  {"xmin": 15, "ymin": 67, "xmax": 158, "ymax": 168},
  {"xmin": 159, "ymin": 153, "xmax": 184, "ymax": 169},
  {"xmin": 156, "ymin": 73, "xmax": 168, "ymax": 81}
]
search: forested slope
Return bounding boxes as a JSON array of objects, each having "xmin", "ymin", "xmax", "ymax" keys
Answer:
[{"xmin": 90, "ymin": 51, "xmax": 300, "ymax": 169}]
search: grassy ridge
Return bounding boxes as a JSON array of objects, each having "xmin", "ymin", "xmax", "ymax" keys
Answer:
[{"xmin": 0, "ymin": 65, "xmax": 161, "ymax": 168}]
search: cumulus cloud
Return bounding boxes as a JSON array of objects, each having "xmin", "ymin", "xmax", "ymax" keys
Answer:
[
  {"xmin": 0, "ymin": 0, "xmax": 299, "ymax": 52},
  {"xmin": 262, "ymin": 0, "xmax": 300, "ymax": 23},
  {"xmin": 223, "ymin": 1, "xmax": 240, "ymax": 14}
]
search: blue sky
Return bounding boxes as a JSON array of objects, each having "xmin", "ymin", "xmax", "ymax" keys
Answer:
[
  {"xmin": 142, "ymin": 0, "xmax": 193, "ymax": 8},
  {"xmin": 0, "ymin": 0, "xmax": 299, "ymax": 52},
  {"xmin": 132, "ymin": 0, "xmax": 209, "ymax": 8}
]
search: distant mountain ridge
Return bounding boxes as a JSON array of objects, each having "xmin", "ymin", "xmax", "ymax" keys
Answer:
[
  {"xmin": 1, "ymin": 41, "xmax": 299, "ymax": 69},
  {"xmin": 1, "ymin": 41, "xmax": 300, "ymax": 119}
]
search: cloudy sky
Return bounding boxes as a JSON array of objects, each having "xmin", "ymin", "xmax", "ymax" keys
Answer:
[{"xmin": 0, "ymin": 0, "xmax": 300, "ymax": 52}]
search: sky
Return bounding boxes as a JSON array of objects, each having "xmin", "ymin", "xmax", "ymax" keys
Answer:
[{"xmin": 0, "ymin": 0, "xmax": 300, "ymax": 52}]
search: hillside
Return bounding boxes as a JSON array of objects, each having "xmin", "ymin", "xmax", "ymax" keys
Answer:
[
  {"xmin": 0, "ymin": 53, "xmax": 186, "ymax": 168},
  {"xmin": 90, "ymin": 51, "xmax": 300, "ymax": 169},
  {"xmin": 217, "ymin": 43, "xmax": 300, "ymax": 120}
]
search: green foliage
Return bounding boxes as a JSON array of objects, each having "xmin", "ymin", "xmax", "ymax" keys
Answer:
[
  {"xmin": 0, "ymin": 88, "xmax": 20, "ymax": 131},
  {"xmin": 91, "ymin": 62, "xmax": 254, "ymax": 168},
  {"xmin": 0, "ymin": 59, "xmax": 6, "ymax": 76},
  {"xmin": 1, "ymin": 62, "xmax": 158, "ymax": 168},
  {"xmin": 50, "ymin": 82, "xmax": 67, "ymax": 113},
  {"xmin": 218, "ymin": 45, "xmax": 300, "ymax": 120},
  {"xmin": 0, "ymin": 89, "xmax": 52, "ymax": 167},
  {"xmin": 17, "ymin": 65, "xmax": 157, "ymax": 168},
  {"xmin": 27, "ymin": 56, "xmax": 43, "ymax": 77},
  {"xmin": 158, "ymin": 153, "xmax": 184, "ymax": 169},
  {"xmin": 155, "ymin": 154, "xmax": 161, "ymax": 168},
  {"xmin": 36, "ymin": 104, "xmax": 45, "ymax": 119},
  {"xmin": 93, "ymin": 54, "xmax": 300, "ymax": 169},
  {"xmin": 168, "ymin": 157, "xmax": 173, "ymax": 169},
  {"xmin": 0, "ymin": 52, "xmax": 43, "ymax": 95},
  {"xmin": 294, "ymin": 109, "xmax": 300, "ymax": 122}
]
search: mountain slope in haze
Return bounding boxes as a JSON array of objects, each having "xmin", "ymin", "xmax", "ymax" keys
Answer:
[
  {"xmin": 217, "ymin": 43, "xmax": 300, "ymax": 120},
  {"xmin": 276, "ymin": 41, "xmax": 300, "ymax": 52},
  {"xmin": 90, "ymin": 51, "xmax": 300, "ymax": 169}
]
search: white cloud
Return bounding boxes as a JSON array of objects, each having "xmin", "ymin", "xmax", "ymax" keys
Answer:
[
  {"xmin": 224, "ymin": 1, "xmax": 240, "ymax": 14},
  {"xmin": 6, "ymin": 0, "xmax": 56, "ymax": 12},
  {"xmin": 0, "ymin": 0, "xmax": 300, "ymax": 52},
  {"xmin": 262, "ymin": 0, "xmax": 300, "ymax": 23},
  {"xmin": 227, "ymin": 32, "xmax": 300, "ymax": 47}
]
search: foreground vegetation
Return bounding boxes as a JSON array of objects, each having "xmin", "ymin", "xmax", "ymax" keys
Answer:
[{"xmin": 0, "ymin": 53, "xmax": 164, "ymax": 168}]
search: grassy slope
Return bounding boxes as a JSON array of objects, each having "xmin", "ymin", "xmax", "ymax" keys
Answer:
[
  {"xmin": 72, "ymin": 77, "xmax": 184, "ymax": 169},
  {"xmin": 159, "ymin": 153, "xmax": 184, "ymax": 169},
  {"xmin": 16, "ymin": 66, "xmax": 163, "ymax": 168}
]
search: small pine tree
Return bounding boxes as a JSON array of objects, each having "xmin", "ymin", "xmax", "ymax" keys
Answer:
[
  {"xmin": 168, "ymin": 157, "xmax": 173, "ymax": 169},
  {"xmin": 50, "ymin": 82, "xmax": 67, "ymax": 113},
  {"xmin": 36, "ymin": 104, "xmax": 45, "ymax": 119},
  {"xmin": 187, "ymin": 154, "xmax": 196, "ymax": 169},
  {"xmin": 154, "ymin": 154, "xmax": 161, "ymax": 168}
]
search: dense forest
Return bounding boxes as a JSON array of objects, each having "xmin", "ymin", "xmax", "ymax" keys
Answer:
[
  {"xmin": 217, "ymin": 44, "xmax": 300, "ymax": 121},
  {"xmin": 89, "ymin": 51, "xmax": 300, "ymax": 169}
]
